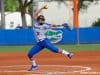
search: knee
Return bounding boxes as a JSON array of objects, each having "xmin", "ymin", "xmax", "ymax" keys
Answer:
[
  {"xmin": 51, "ymin": 47, "xmax": 59, "ymax": 53},
  {"xmin": 28, "ymin": 52, "xmax": 33, "ymax": 59},
  {"xmin": 53, "ymin": 49, "xmax": 59, "ymax": 53}
]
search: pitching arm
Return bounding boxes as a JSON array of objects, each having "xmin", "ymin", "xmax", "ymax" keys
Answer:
[
  {"xmin": 49, "ymin": 23, "xmax": 72, "ymax": 31},
  {"xmin": 33, "ymin": 5, "xmax": 48, "ymax": 20}
]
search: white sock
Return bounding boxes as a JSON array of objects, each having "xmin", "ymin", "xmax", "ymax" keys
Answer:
[
  {"xmin": 62, "ymin": 50, "xmax": 70, "ymax": 55},
  {"xmin": 32, "ymin": 60, "xmax": 37, "ymax": 66}
]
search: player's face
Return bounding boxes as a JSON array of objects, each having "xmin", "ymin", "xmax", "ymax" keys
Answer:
[{"xmin": 38, "ymin": 18, "xmax": 45, "ymax": 25}]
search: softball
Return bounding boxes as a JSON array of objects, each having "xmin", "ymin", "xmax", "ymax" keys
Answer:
[{"xmin": 43, "ymin": 4, "xmax": 48, "ymax": 9}]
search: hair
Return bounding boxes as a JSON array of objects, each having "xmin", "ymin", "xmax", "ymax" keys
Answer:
[{"xmin": 37, "ymin": 15, "xmax": 45, "ymax": 21}]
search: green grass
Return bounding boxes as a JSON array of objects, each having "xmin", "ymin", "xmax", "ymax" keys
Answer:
[{"xmin": 0, "ymin": 44, "xmax": 100, "ymax": 52}]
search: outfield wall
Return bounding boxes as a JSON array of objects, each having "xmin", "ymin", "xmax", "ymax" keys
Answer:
[{"xmin": 0, "ymin": 27, "xmax": 100, "ymax": 45}]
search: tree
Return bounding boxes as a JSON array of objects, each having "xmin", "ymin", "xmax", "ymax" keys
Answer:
[
  {"xmin": 18, "ymin": 0, "xmax": 33, "ymax": 28},
  {"xmin": 78, "ymin": 0, "xmax": 100, "ymax": 27},
  {"xmin": 4, "ymin": 0, "xmax": 33, "ymax": 28},
  {"xmin": 78, "ymin": 0, "xmax": 99, "ymax": 11},
  {"xmin": 1, "ymin": 0, "xmax": 33, "ymax": 28},
  {"xmin": 0, "ymin": 0, "xmax": 5, "ymax": 28},
  {"xmin": 5, "ymin": 0, "xmax": 18, "ymax": 12},
  {"xmin": 0, "ymin": 0, "xmax": 18, "ymax": 28},
  {"xmin": 92, "ymin": 18, "xmax": 100, "ymax": 27}
]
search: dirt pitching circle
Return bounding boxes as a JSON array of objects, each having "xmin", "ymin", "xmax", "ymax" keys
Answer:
[{"xmin": 0, "ymin": 65, "xmax": 92, "ymax": 74}]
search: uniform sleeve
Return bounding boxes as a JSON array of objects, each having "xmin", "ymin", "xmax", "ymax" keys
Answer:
[{"xmin": 44, "ymin": 23, "xmax": 51, "ymax": 29}]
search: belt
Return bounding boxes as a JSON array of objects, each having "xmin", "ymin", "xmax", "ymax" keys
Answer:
[{"xmin": 38, "ymin": 38, "xmax": 45, "ymax": 42}]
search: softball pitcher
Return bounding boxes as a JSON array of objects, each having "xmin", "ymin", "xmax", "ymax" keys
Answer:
[{"xmin": 28, "ymin": 5, "xmax": 74, "ymax": 71}]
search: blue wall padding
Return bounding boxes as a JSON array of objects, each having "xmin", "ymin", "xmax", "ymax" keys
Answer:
[{"xmin": 0, "ymin": 27, "xmax": 100, "ymax": 45}]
